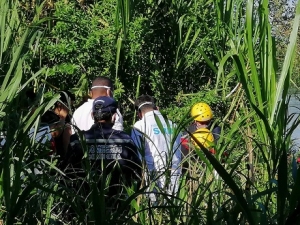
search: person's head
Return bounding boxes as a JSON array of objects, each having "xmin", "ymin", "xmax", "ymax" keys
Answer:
[
  {"xmin": 190, "ymin": 102, "xmax": 213, "ymax": 128},
  {"xmin": 41, "ymin": 111, "xmax": 63, "ymax": 138},
  {"xmin": 92, "ymin": 96, "xmax": 118, "ymax": 125},
  {"xmin": 54, "ymin": 90, "xmax": 75, "ymax": 120},
  {"xmin": 90, "ymin": 77, "xmax": 114, "ymax": 99},
  {"xmin": 134, "ymin": 95, "xmax": 156, "ymax": 119}
]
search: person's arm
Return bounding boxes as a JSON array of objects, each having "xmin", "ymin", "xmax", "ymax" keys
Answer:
[
  {"xmin": 62, "ymin": 123, "xmax": 72, "ymax": 157},
  {"xmin": 212, "ymin": 125, "xmax": 221, "ymax": 143},
  {"xmin": 71, "ymin": 110, "xmax": 79, "ymax": 135},
  {"xmin": 61, "ymin": 134, "xmax": 83, "ymax": 169},
  {"xmin": 131, "ymin": 127, "xmax": 148, "ymax": 160},
  {"xmin": 112, "ymin": 108, "xmax": 124, "ymax": 131},
  {"xmin": 130, "ymin": 128, "xmax": 142, "ymax": 149}
]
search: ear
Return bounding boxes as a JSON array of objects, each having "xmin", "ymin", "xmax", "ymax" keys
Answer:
[
  {"xmin": 138, "ymin": 111, "xmax": 142, "ymax": 119},
  {"xmin": 106, "ymin": 89, "xmax": 112, "ymax": 97}
]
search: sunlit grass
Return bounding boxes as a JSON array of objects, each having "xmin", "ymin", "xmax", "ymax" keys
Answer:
[{"xmin": 1, "ymin": 0, "xmax": 300, "ymax": 224}]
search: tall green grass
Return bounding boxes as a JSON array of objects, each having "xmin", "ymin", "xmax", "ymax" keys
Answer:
[
  {"xmin": 195, "ymin": 0, "xmax": 300, "ymax": 223},
  {"xmin": 1, "ymin": 0, "xmax": 300, "ymax": 224},
  {"xmin": 0, "ymin": 1, "xmax": 62, "ymax": 223}
]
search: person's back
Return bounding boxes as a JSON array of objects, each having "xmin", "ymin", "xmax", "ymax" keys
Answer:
[
  {"xmin": 65, "ymin": 96, "xmax": 141, "ymax": 206},
  {"xmin": 72, "ymin": 77, "xmax": 123, "ymax": 134},
  {"xmin": 132, "ymin": 110, "xmax": 181, "ymax": 172},
  {"xmin": 131, "ymin": 95, "xmax": 181, "ymax": 200},
  {"xmin": 69, "ymin": 124, "xmax": 141, "ymax": 198}
]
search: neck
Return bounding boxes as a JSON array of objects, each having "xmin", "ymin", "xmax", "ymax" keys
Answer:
[
  {"xmin": 96, "ymin": 121, "xmax": 112, "ymax": 126},
  {"xmin": 91, "ymin": 89, "xmax": 111, "ymax": 99},
  {"xmin": 195, "ymin": 121, "xmax": 210, "ymax": 129},
  {"xmin": 141, "ymin": 109, "xmax": 155, "ymax": 117},
  {"xmin": 92, "ymin": 93, "xmax": 106, "ymax": 99}
]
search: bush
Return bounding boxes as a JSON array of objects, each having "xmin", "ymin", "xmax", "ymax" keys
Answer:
[{"xmin": 162, "ymin": 87, "xmax": 227, "ymax": 125}]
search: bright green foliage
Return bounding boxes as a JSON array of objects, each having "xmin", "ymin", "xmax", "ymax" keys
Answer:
[
  {"xmin": 1, "ymin": 0, "xmax": 300, "ymax": 224},
  {"xmin": 0, "ymin": 0, "xmax": 61, "ymax": 223},
  {"xmin": 120, "ymin": 0, "xmax": 220, "ymax": 105},
  {"xmin": 37, "ymin": 0, "xmax": 117, "ymax": 90},
  {"xmin": 163, "ymin": 87, "xmax": 227, "ymax": 124},
  {"xmin": 28, "ymin": 0, "xmax": 220, "ymax": 107}
]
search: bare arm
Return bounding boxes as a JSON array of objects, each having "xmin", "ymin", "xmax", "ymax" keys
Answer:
[{"xmin": 62, "ymin": 123, "xmax": 72, "ymax": 156}]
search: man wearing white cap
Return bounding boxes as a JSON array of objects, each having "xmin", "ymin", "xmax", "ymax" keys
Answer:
[{"xmin": 72, "ymin": 76, "xmax": 123, "ymax": 134}]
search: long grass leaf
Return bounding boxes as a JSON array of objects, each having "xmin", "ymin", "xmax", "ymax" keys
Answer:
[
  {"xmin": 271, "ymin": 0, "xmax": 300, "ymax": 124},
  {"xmin": 188, "ymin": 131, "xmax": 256, "ymax": 225}
]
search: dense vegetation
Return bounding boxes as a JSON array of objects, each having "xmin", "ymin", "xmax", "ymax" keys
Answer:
[
  {"xmin": 1, "ymin": 0, "xmax": 300, "ymax": 224},
  {"xmin": 25, "ymin": 0, "xmax": 223, "ymax": 106}
]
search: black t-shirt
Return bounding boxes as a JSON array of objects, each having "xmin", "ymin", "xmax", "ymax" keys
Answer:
[{"xmin": 63, "ymin": 123, "xmax": 142, "ymax": 199}]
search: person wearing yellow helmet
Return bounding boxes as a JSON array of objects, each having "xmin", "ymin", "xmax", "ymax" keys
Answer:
[
  {"xmin": 191, "ymin": 128, "xmax": 216, "ymax": 154},
  {"xmin": 189, "ymin": 102, "xmax": 221, "ymax": 142},
  {"xmin": 180, "ymin": 107, "xmax": 219, "ymax": 173},
  {"xmin": 190, "ymin": 102, "xmax": 213, "ymax": 124},
  {"xmin": 181, "ymin": 102, "xmax": 221, "ymax": 154}
]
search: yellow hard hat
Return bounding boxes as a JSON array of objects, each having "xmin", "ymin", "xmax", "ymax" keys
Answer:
[
  {"xmin": 190, "ymin": 102, "xmax": 213, "ymax": 122},
  {"xmin": 191, "ymin": 128, "xmax": 214, "ymax": 148}
]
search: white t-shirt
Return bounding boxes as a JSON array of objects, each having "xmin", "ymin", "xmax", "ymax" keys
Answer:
[
  {"xmin": 71, "ymin": 99, "xmax": 123, "ymax": 134},
  {"xmin": 131, "ymin": 110, "xmax": 181, "ymax": 174}
]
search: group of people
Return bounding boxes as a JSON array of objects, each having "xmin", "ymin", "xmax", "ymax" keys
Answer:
[{"xmin": 35, "ymin": 76, "xmax": 221, "ymax": 206}]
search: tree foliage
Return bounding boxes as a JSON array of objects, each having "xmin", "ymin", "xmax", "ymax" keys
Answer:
[
  {"xmin": 27, "ymin": 0, "xmax": 220, "ymax": 106},
  {"xmin": 269, "ymin": 0, "xmax": 300, "ymax": 85}
]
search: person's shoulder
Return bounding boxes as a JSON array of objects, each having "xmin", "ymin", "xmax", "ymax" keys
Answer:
[
  {"xmin": 118, "ymin": 130, "xmax": 132, "ymax": 139},
  {"xmin": 109, "ymin": 130, "xmax": 135, "ymax": 143},
  {"xmin": 116, "ymin": 108, "xmax": 123, "ymax": 115},
  {"xmin": 133, "ymin": 120, "xmax": 143, "ymax": 129},
  {"xmin": 74, "ymin": 100, "xmax": 93, "ymax": 113},
  {"xmin": 167, "ymin": 119, "xmax": 177, "ymax": 126},
  {"xmin": 110, "ymin": 129, "xmax": 130, "ymax": 139},
  {"xmin": 117, "ymin": 132, "xmax": 138, "ymax": 149},
  {"xmin": 84, "ymin": 124, "xmax": 100, "ymax": 136},
  {"xmin": 71, "ymin": 128, "xmax": 90, "ymax": 139},
  {"xmin": 70, "ymin": 133, "xmax": 80, "ymax": 145}
]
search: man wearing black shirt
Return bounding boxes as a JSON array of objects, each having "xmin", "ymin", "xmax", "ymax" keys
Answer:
[{"xmin": 64, "ymin": 96, "xmax": 142, "ymax": 209}]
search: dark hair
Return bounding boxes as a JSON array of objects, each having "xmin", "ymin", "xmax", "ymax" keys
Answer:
[
  {"xmin": 91, "ymin": 77, "xmax": 113, "ymax": 90},
  {"xmin": 55, "ymin": 90, "xmax": 75, "ymax": 108},
  {"xmin": 92, "ymin": 101, "xmax": 116, "ymax": 123},
  {"xmin": 134, "ymin": 95, "xmax": 155, "ymax": 112},
  {"xmin": 93, "ymin": 111, "xmax": 112, "ymax": 122},
  {"xmin": 41, "ymin": 111, "xmax": 60, "ymax": 125}
]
